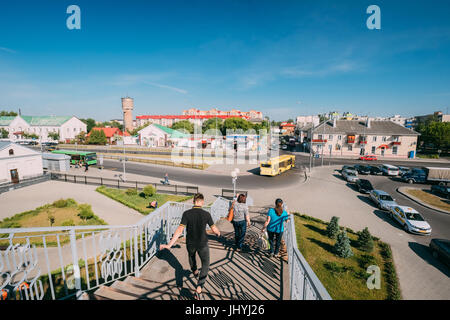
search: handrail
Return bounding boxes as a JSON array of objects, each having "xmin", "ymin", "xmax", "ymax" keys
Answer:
[{"xmin": 0, "ymin": 197, "xmax": 330, "ymax": 300}]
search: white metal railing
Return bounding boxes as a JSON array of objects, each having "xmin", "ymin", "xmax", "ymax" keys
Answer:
[
  {"xmin": 0, "ymin": 198, "xmax": 229, "ymax": 300},
  {"xmin": 0, "ymin": 196, "xmax": 330, "ymax": 300},
  {"xmin": 284, "ymin": 215, "xmax": 332, "ymax": 300}
]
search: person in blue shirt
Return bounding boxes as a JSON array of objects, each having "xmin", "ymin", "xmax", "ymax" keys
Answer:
[{"xmin": 262, "ymin": 198, "xmax": 290, "ymax": 258}]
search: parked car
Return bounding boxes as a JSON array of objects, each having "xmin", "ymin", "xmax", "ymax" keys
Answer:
[
  {"xmin": 356, "ymin": 179, "xmax": 374, "ymax": 194},
  {"xmin": 398, "ymin": 166, "xmax": 410, "ymax": 176},
  {"xmin": 360, "ymin": 154, "xmax": 377, "ymax": 161},
  {"xmin": 368, "ymin": 165, "xmax": 383, "ymax": 175},
  {"xmin": 369, "ymin": 190, "xmax": 398, "ymax": 210},
  {"xmin": 341, "ymin": 165, "xmax": 358, "ymax": 175},
  {"xmin": 342, "ymin": 169, "xmax": 359, "ymax": 183},
  {"xmin": 381, "ymin": 164, "xmax": 400, "ymax": 176},
  {"xmin": 431, "ymin": 185, "xmax": 450, "ymax": 199},
  {"xmin": 389, "ymin": 205, "xmax": 432, "ymax": 235},
  {"xmin": 429, "ymin": 238, "xmax": 450, "ymax": 267},
  {"xmin": 354, "ymin": 165, "xmax": 371, "ymax": 175}
]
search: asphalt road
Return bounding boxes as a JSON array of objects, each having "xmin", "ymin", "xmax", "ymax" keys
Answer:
[{"xmin": 102, "ymin": 159, "xmax": 306, "ymax": 190}]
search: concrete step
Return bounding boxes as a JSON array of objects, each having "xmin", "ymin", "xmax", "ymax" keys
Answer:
[{"xmin": 93, "ymin": 285, "xmax": 139, "ymax": 300}]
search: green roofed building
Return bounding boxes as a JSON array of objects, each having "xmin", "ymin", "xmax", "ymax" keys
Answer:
[
  {"xmin": 138, "ymin": 123, "xmax": 190, "ymax": 147},
  {"xmin": 0, "ymin": 115, "xmax": 86, "ymax": 143}
]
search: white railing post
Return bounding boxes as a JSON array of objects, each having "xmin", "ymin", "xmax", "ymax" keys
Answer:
[
  {"xmin": 134, "ymin": 226, "xmax": 140, "ymax": 277},
  {"xmin": 69, "ymin": 229, "xmax": 82, "ymax": 299}
]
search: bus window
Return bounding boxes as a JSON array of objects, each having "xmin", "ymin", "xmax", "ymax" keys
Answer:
[{"xmin": 261, "ymin": 163, "xmax": 271, "ymax": 168}]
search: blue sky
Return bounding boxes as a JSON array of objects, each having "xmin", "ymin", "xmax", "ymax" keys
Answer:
[{"xmin": 0, "ymin": 0, "xmax": 449, "ymax": 121}]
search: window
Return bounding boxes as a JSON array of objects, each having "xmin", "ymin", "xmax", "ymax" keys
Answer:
[
  {"xmin": 371, "ymin": 146, "xmax": 376, "ymax": 153},
  {"xmin": 318, "ymin": 134, "xmax": 323, "ymax": 140},
  {"xmin": 328, "ymin": 135, "xmax": 333, "ymax": 140},
  {"xmin": 382, "ymin": 136, "xmax": 387, "ymax": 142},
  {"xmin": 392, "ymin": 146, "xmax": 398, "ymax": 155},
  {"xmin": 9, "ymin": 149, "xmax": 14, "ymax": 156},
  {"xmin": 338, "ymin": 135, "xmax": 342, "ymax": 140},
  {"xmin": 348, "ymin": 145, "xmax": 353, "ymax": 151},
  {"xmin": 393, "ymin": 136, "xmax": 399, "ymax": 142},
  {"xmin": 373, "ymin": 136, "xmax": 377, "ymax": 142}
]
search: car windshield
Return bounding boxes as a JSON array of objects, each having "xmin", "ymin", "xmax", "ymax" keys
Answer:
[
  {"xmin": 380, "ymin": 195, "xmax": 393, "ymax": 201},
  {"xmin": 405, "ymin": 212, "xmax": 425, "ymax": 221},
  {"xmin": 346, "ymin": 171, "xmax": 356, "ymax": 176}
]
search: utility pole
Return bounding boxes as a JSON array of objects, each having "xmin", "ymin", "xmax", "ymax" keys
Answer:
[{"xmin": 321, "ymin": 118, "xmax": 325, "ymax": 167}]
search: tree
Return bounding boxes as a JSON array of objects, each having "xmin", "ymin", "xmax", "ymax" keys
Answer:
[
  {"xmin": 78, "ymin": 204, "xmax": 94, "ymax": 221},
  {"xmin": 334, "ymin": 230, "xmax": 353, "ymax": 258},
  {"xmin": 202, "ymin": 117, "xmax": 223, "ymax": 133},
  {"xmin": 326, "ymin": 216, "xmax": 340, "ymax": 239},
  {"xmin": 142, "ymin": 185, "xmax": 156, "ymax": 198},
  {"xmin": 287, "ymin": 119, "xmax": 294, "ymax": 123},
  {"xmin": 81, "ymin": 118, "xmax": 97, "ymax": 133},
  {"xmin": 75, "ymin": 131, "xmax": 87, "ymax": 144},
  {"xmin": 0, "ymin": 128, "xmax": 9, "ymax": 138},
  {"xmin": 22, "ymin": 132, "xmax": 39, "ymax": 139},
  {"xmin": 0, "ymin": 110, "xmax": 18, "ymax": 117},
  {"xmin": 416, "ymin": 121, "xmax": 450, "ymax": 151},
  {"xmin": 88, "ymin": 129, "xmax": 107, "ymax": 145},
  {"xmin": 171, "ymin": 120, "xmax": 194, "ymax": 134},
  {"xmin": 222, "ymin": 117, "xmax": 252, "ymax": 135},
  {"xmin": 47, "ymin": 211, "xmax": 55, "ymax": 227},
  {"xmin": 130, "ymin": 122, "xmax": 151, "ymax": 136},
  {"xmin": 48, "ymin": 132, "xmax": 60, "ymax": 141},
  {"xmin": 357, "ymin": 227, "xmax": 374, "ymax": 253}
]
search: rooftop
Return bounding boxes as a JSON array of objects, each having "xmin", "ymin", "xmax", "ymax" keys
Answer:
[
  {"xmin": 0, "ymin": 115, "xmax": 74, "ymax": 126},
  {"xmin": 314, "ymin": 120, "xmax": 420, "ymax": 136}
]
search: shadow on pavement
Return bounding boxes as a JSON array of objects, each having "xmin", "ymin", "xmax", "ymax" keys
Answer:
[
  {"xmin": 156, "ymin": 247, "xmax": 190, "ymax": 288},
  {"xmin": 372, "ymin": 209, "xmax": 402, "ymax": 230},
  {"xmin": 247, "ymin": 167, "xmax": 261, "ymax": 176},
  {"xmin": 357, "ymin": 195, "xmax": 378, "ymax": 208},
  {"xmin": 408, "ymin": 242, "xmax": 450, "ymax": 277}
]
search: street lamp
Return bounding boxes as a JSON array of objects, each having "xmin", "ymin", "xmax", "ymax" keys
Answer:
[{"xmin": 231, "ymin": 168, "xmax": 240, "ymax": 199}]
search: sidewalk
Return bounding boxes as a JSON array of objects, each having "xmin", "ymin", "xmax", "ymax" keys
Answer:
[{"xmin": 292, "ymin": 151, "xmax": 450, "ymax": 163}]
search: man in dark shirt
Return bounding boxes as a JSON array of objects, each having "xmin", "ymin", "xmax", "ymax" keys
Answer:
[{"xmin": 160, "ymin": 193, "xmax": 220, "ymax": 299}]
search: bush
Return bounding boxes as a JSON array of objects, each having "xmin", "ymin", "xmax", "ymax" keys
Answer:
[
  {"xmin": 357, "ymin": 227, "xmax": 374, "ymax": 252},
  {"xmin": 61, "ymin": 219, "xmax": 75, "ymax": 226},
  {"xmin": 326, "ymin": 216, "xmax": 340, "ymax": 239},
  {"xmin": 125, "ymin": 188, "xmax": 138, "ymax": 196},
  {"xmin": 334, "ymin": 230, "xmax": 353, "ymax": 258},
  {"xmin": 142, "ymin": 185, "xmax": 156, "ymax": 198},
  {"xmin": 78, "ymin": 204, "xmax": 94, "ymax": 220},
  {"xmin": 0, "ymin": 221, "xmax": 21, "ymax": 228},
  {"xmin": 358, "ymin": 254, "xmax": 377, "ymax": 269},
  {"xmin": 53, "ymin": 199, "xmax": 68, "ymax": 208}
]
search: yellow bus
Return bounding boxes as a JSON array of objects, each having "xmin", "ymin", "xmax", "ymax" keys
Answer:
[{"xmin": 260, "ymin": 154, "xmax": 296, "ymax": 176}]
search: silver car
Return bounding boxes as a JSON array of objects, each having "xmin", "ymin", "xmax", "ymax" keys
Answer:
[
  {"xmin": 342, "ymin": 169, "xmax": 359, "ymax": 183},
  {"xmin": 369, "ymin": 190, "xmax": 398, "ymax": 211}
]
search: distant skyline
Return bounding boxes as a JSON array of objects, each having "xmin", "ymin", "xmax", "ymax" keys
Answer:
[{"xmin": 0, "ymin": 0, "xmax": 449, "ymax": 121}]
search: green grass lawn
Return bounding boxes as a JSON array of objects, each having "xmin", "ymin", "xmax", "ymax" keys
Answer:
[
  {"xmin": 404, "ymin": 188, "xmax": 450, "ymax": 212},
  {"xmin": 96, "ymin": 186, "xmax": 193, "ymax": 215},
  {"xmin": 0, "ymin": 198, "xmax": 107, "ymax": 247},
  {"xmin": 293, "ymin": 213, "xmax": 401, "ymax": 300}
]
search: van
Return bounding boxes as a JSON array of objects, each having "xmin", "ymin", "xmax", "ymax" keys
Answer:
[{"xmin": 381, "ymin": 164, "xmax": 399, "ymax": 176}]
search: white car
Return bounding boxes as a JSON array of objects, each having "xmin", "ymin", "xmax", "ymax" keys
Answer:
[
  {"xmin": 342, "ymin": 169, "xmax": 359, "ymax": 183},
  {"xmin": 389, "ymin": 205, "xmax": 432, "ymax": 235}
]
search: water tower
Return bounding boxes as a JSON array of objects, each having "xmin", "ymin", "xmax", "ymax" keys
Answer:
[{"xmin": 121, "ymin": 97, "xmax": 134, "ymax": 132}]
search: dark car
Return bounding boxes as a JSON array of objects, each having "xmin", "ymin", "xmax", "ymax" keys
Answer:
[
  {"xmin": 431, "ymin": 185, "xmax": 450, "ymax": 199},
  {"xmin": 398, "ymin": 166, "xmax": 410, "ymax": 176},
  {"xmin": 356, "ymin": 179, "xmax": 374, "ymax": 193},
  {"xmin": 429, "ymin": 238, "xmax": 450, "ymax": 267},
  {"xmin": 354, "ymin": 165, "xmax": 371, "ymax": 175},
  {"xmin": 368, "ymin": 165, "xmax": 383, "ymax": 175}
]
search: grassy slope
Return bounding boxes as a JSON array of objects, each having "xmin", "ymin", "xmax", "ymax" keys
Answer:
[
  {"xmin": 96, "ymin": 186, "xmax": 193, "ymax": 215},
  {"xmin": 294, "ymin": 214, "xmax": 401, "ymax": 300}
]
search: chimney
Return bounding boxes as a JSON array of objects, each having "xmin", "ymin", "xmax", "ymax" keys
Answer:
[
  {"xmin": 333, "ymin": 117, "xmax": 337, "ymax": 128},
  {"xmin": 367, "ymin": 117, "xmax": 371, "ymax": 128}
]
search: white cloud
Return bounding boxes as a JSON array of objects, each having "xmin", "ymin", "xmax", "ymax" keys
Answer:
[
  {"xmin": 0, "ymin": 47, "xmax": 16, "ymax": 54},
  {"xmin": 144, "ymin": 82, "xmax": 188, "ymax": 94}
]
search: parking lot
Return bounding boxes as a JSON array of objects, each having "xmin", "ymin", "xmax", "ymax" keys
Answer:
[{"xmin": 299, "ymin": 165, "xmax": 449, "ymax": 299}]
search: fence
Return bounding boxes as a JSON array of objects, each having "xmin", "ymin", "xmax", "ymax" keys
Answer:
[
  {"xmin": 99, "ymin": 155, "xmax": 208, "ymax": 170},
  {"xmin": 0, "ymin": 174, "xmax": 51, "ymax": 194},
  {"xmin": 50, "ymin": 172, "xmax": 199, "ymax": 195},
  {"xmin": 0, "ymin": 197, "xmax": 331, "ymax": 300},
  {"xmin": 221, "ymin": 189, "xmax": 248, "ymax": 199},
  {"xmin": 283, "ymin": 214, "xmax": 332, "ymax": 300}
]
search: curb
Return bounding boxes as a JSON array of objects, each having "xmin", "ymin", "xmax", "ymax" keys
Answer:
[{"xmin": 396, "ymin": 187, "xmax": 450, "ymax": 214}]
